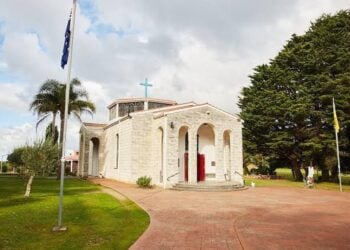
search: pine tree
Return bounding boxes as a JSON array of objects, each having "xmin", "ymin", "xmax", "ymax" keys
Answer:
[{"xmin": 239, "ymin": 10, "xmax": 350, "ymax": 181}]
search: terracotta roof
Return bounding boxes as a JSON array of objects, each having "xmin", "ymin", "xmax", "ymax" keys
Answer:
[
  {"xmin": 107, "ymin": 97, "xmax": 177, "ymax": 108},
  {"xmin": 65, "ymin": 151, "xmax": 79, "ymax": 161}
]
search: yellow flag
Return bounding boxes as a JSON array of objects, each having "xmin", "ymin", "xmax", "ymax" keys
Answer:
[{"xmin": 333, "ymin": 101, "xmax": 340, "ymax": 133}]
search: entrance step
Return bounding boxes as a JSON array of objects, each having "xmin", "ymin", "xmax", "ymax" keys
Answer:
[{"xmin": 171, "ymin": 181, "xmax": 248, "ymax": 192}]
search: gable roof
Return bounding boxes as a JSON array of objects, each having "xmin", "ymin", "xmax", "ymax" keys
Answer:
[
  {"xmin": 84, "ymin": 102, "xmax": 240, "ymax": 131},
  {"xmin": 153, "ymin": 103, "xmax": 240, "ymax": 120}
]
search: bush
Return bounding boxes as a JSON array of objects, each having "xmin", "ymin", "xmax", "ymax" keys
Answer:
[
  {"xmin": 136, "ymin": 176, "xmax": 152, "ymax": 188},
  {"xmin": 2, "ymin": 165, "xmax": 7, "ymax": 173}
]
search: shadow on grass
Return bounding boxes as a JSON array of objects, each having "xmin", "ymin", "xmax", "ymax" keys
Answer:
[
  {"xmin": 0, "ymin": 177, "xmax": 101, "ymax": 208},
  {"xmin": 0, "ymin": 177, "xmax": 149, "ymax": 249},
  {"xmin": 0, "ymin": 196, "xmax": 44, "ymax": 208}
]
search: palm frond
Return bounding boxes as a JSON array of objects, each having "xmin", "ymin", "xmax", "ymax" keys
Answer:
[
  {"xmin": 79, "ymin": 107, "xmax": 94, "ymax": 119},
  {"xmin": 70, "ymin": 100, "xmax": 96, "ymax": 113},
  {"xmin": 72, "ymin": 111, "xmax": 83, "ymax": 124},
  {"xmin": 36, "ymin": 113, "xmax": 50, "ymax": 132}
]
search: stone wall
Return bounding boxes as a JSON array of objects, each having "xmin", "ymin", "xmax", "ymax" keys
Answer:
[
  {"xmin": 130, "ymin": 114, "xmax": 154, "ymax": 182},
  {"xmin": 103, "ymin": 119, "xmax": 133, "ymax": 182}
]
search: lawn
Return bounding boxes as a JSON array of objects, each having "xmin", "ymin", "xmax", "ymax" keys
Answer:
[
  {"xmin": 245, "ymin": 168, "xmax": 350, "ymax": 192},
  {"xmin": 0, "ymin": 177, "xmax": 150, "ymax": 249}
]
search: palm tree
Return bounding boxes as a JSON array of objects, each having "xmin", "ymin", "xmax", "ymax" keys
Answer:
[{"xmin": 30, "ymin": 78, "xmax": 96, "ymax": 145}]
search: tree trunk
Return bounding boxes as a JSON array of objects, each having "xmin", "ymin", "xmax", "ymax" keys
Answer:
[
  {"xmin": 303, "ymin": 165, "xmax": 309, "ymax": 178},
  {"xmin": 52, "ymin": 112, "xmax": 57, "ymax": 139},
  {"xmin": 291, "ymin": 159, "xmax": 303, "ymax": 181},
  {"xmin": 321, "ymin": 168, "xmax": 330, "ymax": 181},
  {"xmin": 331, "ymin": 167, "xmax": 339, "ymax": 182},
  {"xmin": 57, "ymin": 114, "xmax": 64, "ymax": 180},
  {"xmin": 24, "ymin": 175, "xmax": 34, "ymax": 197},
  {"xmin": 59, "ymin": 114, "xmax": 64, "ymax": 146}
]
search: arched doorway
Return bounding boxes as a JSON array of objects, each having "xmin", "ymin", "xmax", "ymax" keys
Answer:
[
  {"xmin": 156, "ymin": 127, "xmax": 164, "ymax": 183},
  {"xmin": 88, "ymin": 137, "xmax": 99, "ymax": 176},
  {"xmin": 197, "ymin": 123, "xmax": 215, "ymax": 181},
  {"xmin": 223, "ymin": 130, "xmax": 231, "ymax": 181},
  {"xmin": 178, "ymin": 126, "xmax": 189, "ymax": 182}
]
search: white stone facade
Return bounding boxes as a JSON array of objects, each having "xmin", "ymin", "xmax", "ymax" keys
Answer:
[{"xmin": 78, "ymin": 99, "xmax": 243, "ymax": 188}]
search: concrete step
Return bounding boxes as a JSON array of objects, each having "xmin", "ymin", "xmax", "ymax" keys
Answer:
[{"xmin": 171, "ymin": 181, "xmax": 248, "ymax": 192}]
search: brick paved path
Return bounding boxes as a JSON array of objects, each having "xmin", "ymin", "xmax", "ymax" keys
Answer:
[{"xmin": 91, "ymin": 179, "xmax": 350, "ymax": 250}]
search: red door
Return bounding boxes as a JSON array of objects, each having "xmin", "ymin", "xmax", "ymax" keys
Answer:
[
  {"xmin": 184, "ymin": 153, "xmax": 189, "ymax": 182},
  {"xmin": 197, "ymin": 154, "xmax": 205, "ymax": 182}
]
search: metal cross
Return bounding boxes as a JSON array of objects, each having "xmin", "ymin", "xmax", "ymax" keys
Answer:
[{"xmin": 140, "ymin": 78, "xmax": 153, "ymax": 98}]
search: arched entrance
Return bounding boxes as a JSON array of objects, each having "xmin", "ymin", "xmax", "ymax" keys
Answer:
[
  {"xmin": 223, "ymin": 130, "xmax": 231, "ymax": 181},
  {"xmin": 178, "ymin": 126, "xmax": 189, "ymax": 182},
  {"xmin": 197, "ymin": 123, "xmax": 215, "ymax": 181},
  {"xmin": 156, "ymin": 127, "xmax": 164, "ymax": 183},
  {"xmin": 88, "ymin": 137, "xmax": 99, "ymax": 176}
]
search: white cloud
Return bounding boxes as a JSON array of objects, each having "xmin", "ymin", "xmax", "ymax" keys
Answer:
[
  {"xmin": 0, "ymin": 0, "xmax": 349, "ymax": 154},
  {"xmin": 152, "ymin": 37, "xmax": 248, "ymax": 114},
  {"xmin": 0, "ymin": 123, "xmax": 35, "ymax": 156},
  {"xmin": 82, "ymin": 80, "xmax": 112, "ymax": 122},
  {"xmin": 0, "ymin": 83, "xmax": 28, "ymax": 111},
  {"xmin": 0, "ymin": 61, "xmax": 8, "ymax": 70}
]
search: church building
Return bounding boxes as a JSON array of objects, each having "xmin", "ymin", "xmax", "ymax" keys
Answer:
[{"xmin": 78, "ymin": 97, "xmax": 243, "ymax": 188}]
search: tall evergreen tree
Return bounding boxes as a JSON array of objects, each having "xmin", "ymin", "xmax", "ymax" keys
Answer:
[{"xmin": 239, "ymin": 10, "xmax": 350, "ymax": 181}]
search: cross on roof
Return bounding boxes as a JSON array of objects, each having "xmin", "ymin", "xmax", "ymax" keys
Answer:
[{"xmin": 140, "ymin": 78, "xmax": 153, "ymax": 98}]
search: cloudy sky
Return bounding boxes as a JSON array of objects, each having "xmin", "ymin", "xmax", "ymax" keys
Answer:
[{"xmin": 0, "ymin": 0, "xmax": 349, "ymax": 157}]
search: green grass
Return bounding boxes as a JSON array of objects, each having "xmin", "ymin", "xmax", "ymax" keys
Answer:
[
  {"xmin": 245, "ymin": 168, "xmax": 350, "ymax": 192},
  {"xmin": 0, "ymin": 177, "xmax": 150, "ymax": 249}
]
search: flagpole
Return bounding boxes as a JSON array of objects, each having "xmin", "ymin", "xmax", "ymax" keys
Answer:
[
  {"xmin": 54, "ymin": 0, "xmax": 77, "ymax": 231},
  {"xmin": 333, "ymin": 98, "xmax": 342, "ymax": 192}
]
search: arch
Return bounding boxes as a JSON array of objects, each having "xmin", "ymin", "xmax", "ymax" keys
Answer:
[
  {"xmin": 88, "ymin": 137, "xmax": 100, "ymax": 176},
  {"xmin": 223, "ymin": 130, "xmax": 232, "ymax": 181},
  {"xmin": 197, "ymin": 123, "xmax": 215, "ymax": 181},
  {"xmin": 178, "ymin": 126, "xmax": 189, "ymax": 182},
  {"xmin": 194, "ymin": 122, "xmax": 215, "ymax": 134},
  {"xmin": 156, "ymin": 127, "xmax": 164, "ymax": 183}
]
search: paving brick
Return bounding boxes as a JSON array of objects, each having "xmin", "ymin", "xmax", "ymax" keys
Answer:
[{"xmin": 92, "ymin": 179, "xmax": 350, "ymax": 250}]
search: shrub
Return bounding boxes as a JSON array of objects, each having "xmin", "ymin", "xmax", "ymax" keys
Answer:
[
  {"xmin": 136, "ymin": 176, "xmax": 152, "ymax": 188},
  {"xmin": 2, "ymin": 165, "xmax": 7, "ymax": 173}
]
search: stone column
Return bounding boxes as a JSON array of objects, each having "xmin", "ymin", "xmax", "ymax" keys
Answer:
[
  {"xmin": 215, "ymin": 129, "xmax": 225, "ymax": 181},
  {"xmin": 163, "ymin": 118, "xmax": 168, "ymax": 188},
  {"xmin": 83, "ymin": 136, "xmax": 90, "ymax": 177},
  {"xmin": 231, "ymin": 125, "xmax": 243, "ymax": 184},
  {"xmin": 188, "ymin": 130, "xmax": 197, "ymax": 183}
]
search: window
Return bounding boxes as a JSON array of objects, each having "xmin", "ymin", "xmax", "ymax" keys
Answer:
[
  {"xmin": 115, "ymin": 134, "xmax": 119, "ymax": 169},
  {"xmin": 118, "ymin": 102, "xmax": 144, "ymax": 117},
  {"xmin": 109, "ymin": 105, "xmax": 116, "ymax": 120},
  {"xmin": 185, "ymin": 132, "xmax": 189, "ymax": 151}
]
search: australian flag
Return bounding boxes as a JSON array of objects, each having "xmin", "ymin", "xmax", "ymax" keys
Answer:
[{"xmin": 61, "ymin": 13, "xmax": 71, "ymax": 69}]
